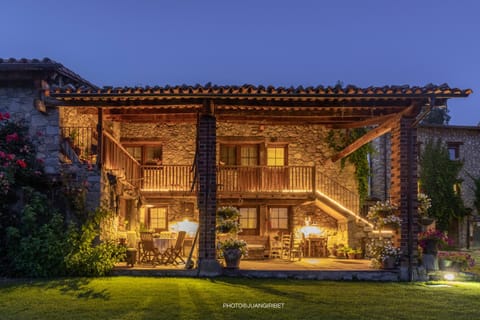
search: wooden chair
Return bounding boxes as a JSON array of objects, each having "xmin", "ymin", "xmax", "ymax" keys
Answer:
[
  {"xmin": 164, "ymin": 231, "xmax": 187, "ymax": 265},
  {"xmin": 280, "ymin": 233, "xmax": 292, "ymax": 260},
  {"xmin": 290, "ymin": 236, "xmax": 304, "ymax": 261},
  {"xmin": 269, "ymin": 236, "xmax": 282, "ymax": 259},
  {"xmin": 138, "ymin": 232, "xmax": 161, "ymax": 265}
]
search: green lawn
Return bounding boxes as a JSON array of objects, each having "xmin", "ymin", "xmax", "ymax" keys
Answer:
[{"xmin": 1, "ymin": 277, "xmax": 479, "ymax": 320}]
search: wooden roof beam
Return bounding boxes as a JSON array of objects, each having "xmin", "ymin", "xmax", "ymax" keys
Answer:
[{"xmin": 331, "ymin": 105, "xmax": 418, "ymax": 162}]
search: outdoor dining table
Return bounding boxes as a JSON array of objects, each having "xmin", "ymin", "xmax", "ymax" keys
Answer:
[{"xmin": 153, "ymin": 237, "xmax": 176, "ymax": 264}]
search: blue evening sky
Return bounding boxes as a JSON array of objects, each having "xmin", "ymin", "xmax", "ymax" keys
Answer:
[{"xmin": 1, "ymin": 0, "xmax": 479, "ymax": 125}]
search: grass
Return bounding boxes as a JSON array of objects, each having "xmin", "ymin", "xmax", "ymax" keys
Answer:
[{"xmin": 1, "ymin": 277, "xmax": 480, "ymax": 320}]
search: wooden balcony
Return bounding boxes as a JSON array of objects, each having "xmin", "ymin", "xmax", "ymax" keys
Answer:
[{"xmin": 140, "ymin": 165, "xmax": 360, "ymax": 214}]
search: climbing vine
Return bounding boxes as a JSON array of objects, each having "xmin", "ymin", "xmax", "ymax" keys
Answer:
[{"xmin": 326, "ymin": 128, "xmax": 374, "ymax": 204}]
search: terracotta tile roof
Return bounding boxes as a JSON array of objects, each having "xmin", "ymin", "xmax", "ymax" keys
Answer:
[
  {"xmin": 0, "ymin": 57, "xmax": 97, "ymax": 89},
  {"xmin": 49, "ymin": 83, "xmax": 471, "ymax": 99}
]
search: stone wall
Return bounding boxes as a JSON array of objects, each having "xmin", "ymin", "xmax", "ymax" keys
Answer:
[
  {"xmin": 217, "ymin": 122, "xmax": 357, "ymax": 190},
  {"xmin": 121, "ymin": 122, "xmax": 196, "ymax": 165},
  {"xmin": 370, "ymin": 134, "xmax": 391, "ymax": 201},
  {"xmin": 0, "ymin": 87, "xmax": 60, "ymax": 174},
  {"xmin": 59, "ymin": 107, "xmax": 97, "ymax": 128}
]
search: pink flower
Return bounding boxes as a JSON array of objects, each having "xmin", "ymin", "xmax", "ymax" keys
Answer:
[
  {"xmin": 6, "ymin": 132, "xmax": 19, "ymax": 143},
  {"xmin": 6, "ymin": 154, "xmax": 15, "ymax": 160},
  {"xmin": 0, "ymin": 151, "xmax": 5, "ymax": 158},
  {"xmin": 3, "ymin": 112, "xmax": 10, "ymax": 119},
  {"xmin": 16, "ymin": 159, "xmax": 27, "ymax": 168}
]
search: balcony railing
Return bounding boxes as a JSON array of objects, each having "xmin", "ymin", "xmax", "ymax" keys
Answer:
[
  {"xmin": 217, "ymin": 166, "xmax": 313, "ymax": 192},
  {"xmin": 60, "ymin": 126, "xmax": 98, "ymax": 162},
  {"xmin": 315, "ymin": 170, "xmax": 360, "ymax": 215},
  {"xmin": 102, "ymin": 131, "xmax": 142, "ymax": 188},
  {"xmin": 142, "ymin": 165, "xmax": 194, "ymax": 191}
]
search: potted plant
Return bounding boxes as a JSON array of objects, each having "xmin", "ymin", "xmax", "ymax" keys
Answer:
[
  {"xmin": 367, "ymin": 239, "xmax": 400, "ymax": 269},
  {"xmin": 438, "ymin": 251, "xmax": 475, "ymax": 271},
  {"xmin": 216, "ymin": 206, "xmax": 247, "ymax": 269},
  {"xmin": 336, "ymin": 244, "xmax": 348, "ymax": 259},
  {"xmin": 353, "ymin": 248, "xmax": 363, "ymax": 259},
  {"xmin": 418, "ymin": 229, "xmax": 449, "ymax": 255},
  {"xmin": 367, "ymin": 200, "xmax": 401, "ymax": 231},
  {"xmin": 418, "ymin": 193, "xmax": 434, "ymax": 226}
]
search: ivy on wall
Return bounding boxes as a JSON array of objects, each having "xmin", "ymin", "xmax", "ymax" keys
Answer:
[{"xmin": 326, "ymin": 128, "xmax": 374, "ymax": 204}]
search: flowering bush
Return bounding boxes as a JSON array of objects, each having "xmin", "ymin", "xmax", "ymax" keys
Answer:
[
  {"xmin": 418, "ymin": 229, "xmax": 450, "ymax": 251},
  {"xmin": 418, "ymin": 193, "xmax": 432, "ymax": 217},
  {"xmin": 216, "ymin": 206, "xmax": 241, "ymax": 234},
  {"xmin": 0, "ymin": 112, "xmax": 44, "ymax": 196},
  {"xmin": 438, "ymin": 251, "xmax": 475, "ymax": 271},
  {"xmin": 367, "ymin": 239, "xmax": 401, "ymax": 268},
  {"xmin": 367, "ymin": 200, "xmax": 401, "ymax": 230},
  {"xmin": 217, "ymin": 238, "xmax": 248, "ymax": 256}
]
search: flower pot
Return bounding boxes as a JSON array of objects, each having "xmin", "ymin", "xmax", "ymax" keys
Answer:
[
  {"xmin": 419, "ymin": 217, "xmax": 435, "ymax": 226},
  {"xmin": 423, "ymin": 239, "xmax": 439, "ymax": 255},
  {"xmin": 223, "ymin": 248, "xmax": 242, "ymax": 269},
  {"xmin": 126, "ymin": 248, "xmax": 137, "ymax": 267},
  {"xmin": 438, "ymin": 258, "xmax": 453, "ymax": 271},
  {"xmin": 381, "ymin": 256, "xmax": 396, "ymax": 269}
]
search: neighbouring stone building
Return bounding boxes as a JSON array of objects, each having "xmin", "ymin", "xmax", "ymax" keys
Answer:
[
  {"xmin": 0, "ymin": 58, "xmax": 472, "ymax": 279},
  {"xmin": 370, "ymin": 124, "xmax": 480, "ymax": 248}
]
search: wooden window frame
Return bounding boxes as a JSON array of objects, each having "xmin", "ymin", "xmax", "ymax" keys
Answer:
[
  {"xmin": 148, "ymin": 207, "xmax": 168, "ymax": 231},
  {"xmin": 447, "ymin": 142, "xmax": 462, "ymax": 161},
  {"xmin": 266, "ymin": 144, "xmax": 288, "ymax": 166},
  {"xmin": 268, "ymin": 207, "xmax": 290, "ymax": 232},
  {"xmin": 239, "ymin": 207, "xmax": 259, "ymax": 235},
  {"xmin": 124, "ymin": 143, "xmax": 163, "ymax": 165},
  {"xmin": 219, "ymin": 143, "xmax": 260, "ymax": 166}
]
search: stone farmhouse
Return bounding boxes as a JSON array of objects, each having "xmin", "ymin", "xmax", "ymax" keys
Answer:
[{"xmin": 0, "ymin": 58, "xmax": 472, "ymax": 279}]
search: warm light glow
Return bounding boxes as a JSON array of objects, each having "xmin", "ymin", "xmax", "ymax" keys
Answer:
[
  {"xmin": 315, "ymin": 191, "xmax": 374, "ymax": 228},
  {"xmin": 145, "ymin": 204, "xmax": 155, "ymax": 208},
  {"xmin": 170, "ymin": 219, "xmax": 198, "ymax": 237},
  {"xmin": 444, "ymin": 273, "xmax": 455, "ymax": 281},
  {"xmin": 300, "ymin": 225, "xmax": 323, "ymax": 238}
]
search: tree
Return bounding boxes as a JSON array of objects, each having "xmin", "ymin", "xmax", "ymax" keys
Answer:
[{"xmin": 419, "ymin": 139, "xmax": 466, "ymax": 231}]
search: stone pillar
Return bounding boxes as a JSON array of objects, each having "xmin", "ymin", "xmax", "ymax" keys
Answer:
[
  {"xmin": 390, "ymin": 116, "xmax": 419, "ymax": 281},
  {"xmin": 197, "ymin": 112, "xmax": 222, "ymax": 276}
]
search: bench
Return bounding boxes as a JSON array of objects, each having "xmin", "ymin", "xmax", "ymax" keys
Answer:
[{"xmin": 240, "ymin": 236, "xmax": 268, "ymax": 260}]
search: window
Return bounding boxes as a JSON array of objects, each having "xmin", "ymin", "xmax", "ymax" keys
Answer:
[
  {"xmin": 239, "ymin": 207, "xmax": 258, "ymax": 229},
  {"xmin": 124, "ymin": 145, "xmax": 162, "ymax": 165},
  {"xmin": 149, "ymin": 207, "xmax": 167, "ymax": 230},
  {"xmin": 269, "ymin": 207, "xmax": 289, "ymax": 229},
  {"xmin": 145, "ymin": 146, "xmax": 163, "ymax": 165},
  {"xmin": 267, "ymin": 146, "xmax": 286, "ymax": 166},
  {"xmin": 240, "ymin": 146, "xmax": 258, "ymax": 166},
  {"xmin": 219, "ymin": 144, "xmax": 259, "ymax": 166},
  {"xmin": 447, "ymin": 143, "xmax": 461, "ymax": 161},
  {"xmin": 126, "ymin": 146, "xmax": 142, "ymax": 162},
  {"xmin": 220, "ymin": 145, "xmax": 237, "ymax": 165}
]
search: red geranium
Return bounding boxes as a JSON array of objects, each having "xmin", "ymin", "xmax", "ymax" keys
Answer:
[
  {"xmin": 6, "ymin": 132, "xmax": 19, "ymax": 143},
  {"xmin": 16, "ymin": 159, "xmax": 27, "ymax": 168}
]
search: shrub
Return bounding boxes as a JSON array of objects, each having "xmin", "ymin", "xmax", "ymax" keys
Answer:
[{"xmin": 65, "ymin": 207, "xmax": 125, "ymax": 276}]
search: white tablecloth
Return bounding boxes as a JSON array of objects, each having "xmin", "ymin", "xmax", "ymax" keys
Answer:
[{"xmin": 153, "ymin": 238, "xmax": 176, "ymax": 254}]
